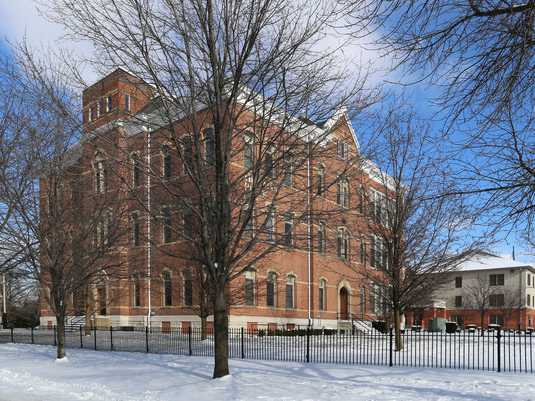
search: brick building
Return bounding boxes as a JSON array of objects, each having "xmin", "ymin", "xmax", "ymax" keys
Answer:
[{"xmin": 39, "ymin": 68, "xmax": 389, "ymax": 331}]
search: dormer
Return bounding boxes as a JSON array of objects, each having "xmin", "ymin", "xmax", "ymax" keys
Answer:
[{"xmin": 82, "ymin": 68, "xmax": 153, "ymax": 132}]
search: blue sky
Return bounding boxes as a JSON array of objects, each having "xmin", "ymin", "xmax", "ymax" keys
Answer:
[{"xmin": 0, "ymin": 0, "xmax": 530, "ymax": 261}]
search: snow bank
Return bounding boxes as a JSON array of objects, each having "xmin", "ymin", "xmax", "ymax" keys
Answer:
[{"xmin": 0, "ymin": 344, "xmax": 531, "ymax": 401}]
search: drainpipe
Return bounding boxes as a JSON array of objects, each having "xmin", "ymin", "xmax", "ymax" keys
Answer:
[
  {"xmin": 144, "ymin": 120, "xmax": 152, "ymax": 329},
  {"xmin": 306, "ymin": 141, "xmax": 312, "ymax": 328}
]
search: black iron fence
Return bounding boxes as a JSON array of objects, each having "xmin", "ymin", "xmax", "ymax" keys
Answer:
[{"xmin": 0, "ymin": 326, "xmax": 533, "ymax": 373}]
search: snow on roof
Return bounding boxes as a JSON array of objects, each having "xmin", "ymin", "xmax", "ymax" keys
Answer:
[{"xmin": 456, "ymin": 253, "xmax": 534, "ymax": 272}]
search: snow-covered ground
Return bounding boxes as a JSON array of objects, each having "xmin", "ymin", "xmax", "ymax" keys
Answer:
[{"xmin": 0, "ymin": 344, "xmax": 533, "ymax": 401}]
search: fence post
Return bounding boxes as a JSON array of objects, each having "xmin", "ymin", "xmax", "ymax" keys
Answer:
[
  {"xmin": 145, "ymin": 326, "xmax": 149, "ymax": 353},
  {"xmin": 110, "ymin": 326, "xmax": 114, "ymax": 351},
  {"xmin": 241, "ymin": 327, "xmax": 245, "ymax": 359},
  {"xmin": 497, "ymin": 327, "xmax": 501, "ymax": 372},
  {"xmin": 10, "ymin": 327, "xmax": 13, "ymax": 343},
  {"xmin": 31, "ymin": 327, "xmax": 34, "ymax": 344},
  {"xmin": 188, "ymin": 326, "xmax": 192, "ymax": 356},
  {"xmin": 389, "ymin": 327, "xmax": 393, "ymax": 367},
  {"xmin": 93, "ymin": 324, "xmax": 97, "ymax": 350},
  {"xmin": 79, "ymin": 326, "xmax": 83, "ymax": 348},
  {"xmin": 306, "ymin": 327, "xmax": 310, "ymax": 363},
  {"xmin": 53, "ymin": 326, "xmax": 57, "ymax": 346}
]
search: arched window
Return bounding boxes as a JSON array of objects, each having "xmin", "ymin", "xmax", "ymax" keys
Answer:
[
  {"xmin": 337, "ymin": 228, "xmax": 349, "ymax": 260},
  {"xmin": 183, "ymin": 270, "xmax": 193, "ymax": 306},
  {"xmin": 132, "ymin": 274, "xmax": 141, "ymax": 307},
  {"xmin": 316, "ymin": 165, "xmax": 325, "ymax": 195},
  {"xmin": 161, "ymin": 145, "xmax": 172, "ymax": 179},
  {"xmin": 132, "ymin": 153, "xmax": 142, "ymax": 187},
  {"xmin": 319, "ymin": 279, "xmax": 327, "ymax": 311},
  {"xmin": 244, "ymin": 269, "xmax": 256, "ymax": 306},
  {"xmin": 266, "ymin": 272, "xmax": 277, "ymax": 307},
  {"xmin": 94, "ymin": 154, "xmax": 106, "ymax": 193},
  {"xmin": 285, "ymin": 275, "xmax": 296, "ymax": 309},
  {"xmin": 163, "ymin": 271, "xmax": 172, "ymax": 306},
  {"xmin": 337, "ymin": 177, "xmax": 349, "ymax": 208}
]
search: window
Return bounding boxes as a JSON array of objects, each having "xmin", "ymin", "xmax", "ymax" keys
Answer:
[
  {"xmin": 371, "ymin": 190, "xmax": 387, "ymax": 226},
  {"xmin": 97, "ymin": 285, "xmax": 106, "ymax": 315},
  {"xmin": 337, "ymin": 140, "xmax": 348, "ymax": 160},
  {"xmin": 490, "ymin": 315, "xmax": 504, "ymax": 326},
  {"xmin": 124, "ymin": 93, "xmax": 131, "ymax": 112},
  {"xmin": 319, "ymin": 279, "xmax": 326, "ymax": 311},
  {"xmin": 372, "ymin": 284, "xmax": 382, "ymax": 315},
  {"xmin": 264, "ymin": 147, "xmax": 275, "ymax": 178},
  {"xmin": 286, "ymin": 275, "xmax": 295, "ymax": 309},
  {"xmin": 204, "ymin": 127, "xmax": 215, "ymax": 164},
  {"xmin": 95, "ymin": 156, "xmax": 106, "ymax": 193},
  {"xmin": 451, "ymin": 315, "xmax": 464, "ymax": 326},
  {"xmin": 357, "ymin": 186, "xmax": 364, "ymax": 214},
  {"xmin": 132, "ymin": 153, "xmax": 142, "ymax": 187},
  {"xmin": 529, "ymin": 274, "xmax": 532, "ymax": 287},
  {"xmin": 162, "ymin": 207, "xmax": 172, "ymax": 243},
  {"xmin": 163, "ymin": 271, "xmax": 172, "ymax": 306},
  {"xmin": 528, "ymin": 294, "xmax": 531, "ymax": 307},
  {"xmin": 337, "ymin": 228, "xmax": 349, "ymax": 260},
  {"xmin": 244, "ymin": 269, "xmax": 256, "ymax": 306},
  {"xmin": 371, "ymin": 236, "xmax": 387, "ymax": 269},
  {"xmin": 337, "ymin": 178, "xmax": 349, "ymax": 208},
  {"xmin": 454, "ymin": 295, "xmax": 463, "ymax": 307},
  {"xmin": 133, "ymin": 275, "xmax": 141, "ymax": 307},
  {"xmin": 359, "ymin": 287, "xmax": 366, "ymax": 319},
  {"xmin": 455, "ymin": 276, "xmax": 463, "ymax": 288},
  {"xmin": 267, "ymin": 272, "xmax": 277, "ymax": 307},
  {"xmin": 317, "ymin": 222, "xmax": 326, "ymax": 254},
  {"xmin": 131, "ymin": 212, "xmax": 140, "ymax": 246},
  {"xmin": 244, "ymin": 134, "xmax": 254, "ymax": 170},
  {"xmin": 489, "ymin": 294, "xmax": 505, "ymax": 307},
  {"xmin": 161, "ymin": 145, "xmax": 172, "ymax": 179},
  {"xmin": 182, "ymin": 207, "xmax": 194, "ymax": 239},
  {"xmin": 183, "ymin": 270, "xmax": 193, "ymax": 306},
  {"xmin": 96, "ymin": 101, "xmax": 101, "ymax": 118},
  {"xmin": 282, "ymin": 150, "xmax": 293, "ymax": 187},
  {"xmin": 316, "ymin": 166, "xmax": 325, "ymax": 195},
  {"xmin": 489, "ymin": 274, "xmax": 505, "ymax": 286},
  {"xmin": 88, "ymin": 106, "xmax": 94, "ymax": 122},
  {"xmin": 359, "ymin": 239, "xmax": 366, "ymax": 264},
  {"xmin": 266, "ymin": 206, "xmax": 275, "ymax": 242},
  {"xmin": 283, "ymin": 213, "xmax": 293, "ymax": 247},
  {"xmin": 106, "ymin": 95, "xmax": 113, "ymax": 112}
]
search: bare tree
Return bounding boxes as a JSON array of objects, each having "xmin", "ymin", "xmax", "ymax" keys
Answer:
[
  {"xmin": 0, "ymin": 44, "xmax": 130, "ymax": 359},
  {"xmin": 356, "ymin": 103, "xmax": 484, "ymax": 350},
  {"xmin": 464, "ymin": 273, "xmax": 499, "ymax": 331},
  {"xmin": 46, "ymin": 0, "xmax": 378, "ymax": 376}
]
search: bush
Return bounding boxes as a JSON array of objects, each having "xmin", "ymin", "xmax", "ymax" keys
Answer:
[
  {"xmin": 372, "ymin": 320, "xmax": 388, "ymax": 333},
  {"xmin": 445, "ymin": 321, "xmax": 457, "ymax": 333}
]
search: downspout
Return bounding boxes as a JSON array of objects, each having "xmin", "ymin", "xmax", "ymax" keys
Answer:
[
  {"xmin": 307, "ymin": 141, "xmax": 312, "ymax": 328},
  {"xmin": 144, "ymin": 121, "xmax": 152, "ymax": 329}
]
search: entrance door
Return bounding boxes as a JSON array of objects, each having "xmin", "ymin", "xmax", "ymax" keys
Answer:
[{"xmin": 340, "ymin": 287, "xmax": 349, "ymax": 320}]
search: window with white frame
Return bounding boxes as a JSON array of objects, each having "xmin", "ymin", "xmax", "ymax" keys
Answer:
[
  {"xmin": 132, "ymin": 274, "xmax": 141, "ymax": 307},
  {"xmin": 244, "ymin": 269, "xmax": 256, "ymax": 306},
  {"xmin": 163, "ymin": 271, "xmax": 172, "ymax": 306},
  {"xmin": 124, "ymin": 93, "xmax": 131, "ymax": 112},
  {"xmin": 267, "ymin": 272, "xmax": 277, "ymax": 307},
  {"xmin": 316, "ymin": 165, "xmax": 325, "ymax": 195},
  {"xmin": 282, "ymin": 149, "xmax": 293, "ymax": 187},
  {"xmin": 319, "ymin": 279, "xmax": 327, "ymax": 311},
  {"xmin": 286, "ymin": 275, "xmax": 296, "ymax": 309},
  {"xmin": 183, "ymin": 270, "xmax": 193, "ymax": 306},
  {"xmin": 94, "ymin": 155, "xmax": 106, "ymax": 193},
  {"xmin": 283, "ymin": 213, "xmax": 293, "ymax": 246},
  {"xmin": 204, "ymin": 127, "xmax": 215, "ymax": 164},
  {"xmin": 371, "ymin": 235, "xmax": 387, "ymax": 270},
  {"xmin": 264, "ymin": 146, "xmax": 275, "ymax": 178},
  {"xmin": 106, "ymin": 95, "xmax": 113, "ymax": 112},
  {"xmin": 182, "ymin": 135, "xmax": 194, "ymax": 173},
  {"xmin": 161, "ymin": 145, "xmax": 172, "ymax": 179},
  {"xmin": 337, "ymin": 177, "xmax": 349, "ymax": 208},
  {"xmin": 337, "ymin": 227, "xmax": 349, "ymax": 260},
  {"xmin": 162, "ymin": 206, "xmax": 173, "ymax": 243},
  {"xmin": 266, "ymin": 205, "xmax": 275, "ymax": 242},
  {"xmin": 317, "ymin": 222, "xmax": 326, "ymax": 254},
  {"xmin": 131, "ymin": 211, "xmax": 141, "ymax": 246},
  {"xmin": 244, "ymin": 134, "xmax": 254, "ymax": 170},
  {"xmin": 359, "ymin": 239, "xmax": 366, "ymax": 264},
  {"xmin": 337, "ymin": 140, "xmax": 349, "ymax": 160},
  {"xmin": 371, "ymin": 189, "xmax": 387, "ymax": 226}
]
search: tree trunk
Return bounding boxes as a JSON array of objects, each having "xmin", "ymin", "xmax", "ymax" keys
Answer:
[
  {"xmin": 56, "ymin": 312, "xmax": 66, "ymax": 359},
  {"xmin": 212, "ymin": 286, "xmax": 229, "ymax": 378},
  {"xmin": 201, "ymin": 315, "xmax": 208, "ymax": 341},
  {"xmin": 393, "ymin": 307, "xmax": 403, "ymax": 351}
]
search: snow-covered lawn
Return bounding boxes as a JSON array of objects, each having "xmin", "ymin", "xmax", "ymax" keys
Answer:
[{"xmin": 0, "ymin": 344, "xmax": 533, "ymax": 401}]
